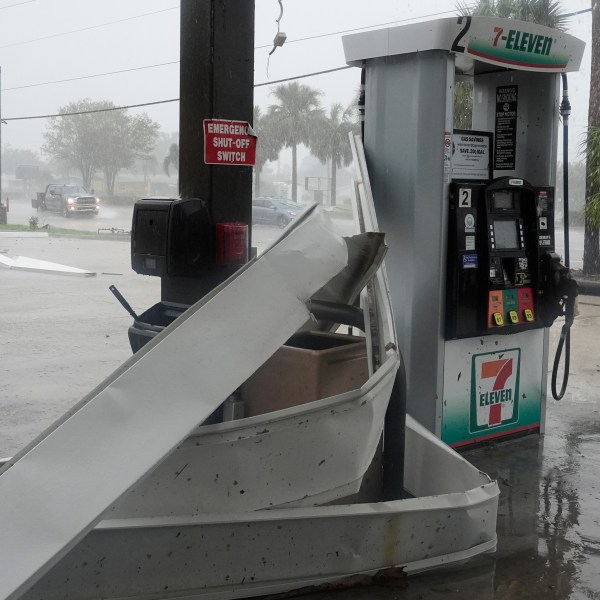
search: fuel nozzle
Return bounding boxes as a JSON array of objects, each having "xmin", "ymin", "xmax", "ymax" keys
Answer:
[
  {"xmin": 561, "ymin": 271, "xmax": 578, "ymax": 329},
  {"xmin": 541, "ymin": 252, "xmax": 579, "ymax": 327},
  {"xmin": 544, "ymin": 252, "xmax": 579, "ymax": 401}
]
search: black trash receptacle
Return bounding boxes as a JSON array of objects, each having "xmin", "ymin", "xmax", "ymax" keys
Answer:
[
  {"xmin": 128, "ymin": 301, "xmax": 190, "ymax": 353},
  {"xmin": 0, "ymin": 205, "xmax": 7, "ymax": 225}
]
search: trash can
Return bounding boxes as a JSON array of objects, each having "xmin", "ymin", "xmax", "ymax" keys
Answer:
[
  {"xmin": 0, "ymin": 205, "xmax": 6, "ymax": 225},
  {"xmin": 128, "ymin": 301, "xmax": 189, "ymax": 353}
]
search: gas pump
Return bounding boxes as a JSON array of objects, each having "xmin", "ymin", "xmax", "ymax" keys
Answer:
[
  {"xmin": 446, "ymin": 177, "xmax": 575, "ymax": 338},
  {"xmin": 343, "ymin": 16, "xmax": 584, "ymax": 447}
]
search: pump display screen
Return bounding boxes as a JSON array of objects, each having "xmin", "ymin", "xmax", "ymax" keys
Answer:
[
  {"xmin": 494, "ymin": 219, "xmax": 519, "ymax": 250},
  {"xmin": 493, "ymin": 191, "xmax": 514, "ymax": 210}
]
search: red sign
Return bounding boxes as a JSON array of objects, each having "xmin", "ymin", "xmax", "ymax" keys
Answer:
[{"xmin": 203, "ymin": 119, "xmax": 257, "ymax": 166}]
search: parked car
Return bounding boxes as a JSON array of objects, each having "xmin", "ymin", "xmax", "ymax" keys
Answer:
[
  {"xmin": 252, "ymin": 197, "xmax": 302, "ymax": 228},
  {"xmin": 34, "ymin": 184, "xmax": 100, "ymax": 218}
]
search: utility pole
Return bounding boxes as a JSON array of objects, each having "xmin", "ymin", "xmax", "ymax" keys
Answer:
[{"xmin": 162, "ymin": 0, "xmax": 255, "ymax": 304}]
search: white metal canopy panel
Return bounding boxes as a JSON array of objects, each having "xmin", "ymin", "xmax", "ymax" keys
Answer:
[
  {"xmin": 0, "ymin": 254, "xmax": 96, "ymax": 276},
  {"xmin": 19, "ymin": 416, "xmax": 499, "ymax": 600},
  {"xmin": 343, "ymin": 16, "xmax": 585, "ymax": 73},
  {"xmin": 108, "ymin": 357, "xmax": 397, "ymax": 517},
  {"xmin": 0, "ymin": 206, "xmax": 350, "ymax": 600}
]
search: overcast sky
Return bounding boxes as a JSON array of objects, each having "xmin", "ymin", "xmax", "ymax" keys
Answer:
[{"xmin": 0, "ymin": 0, "xmax": 593, "ymax": 161}]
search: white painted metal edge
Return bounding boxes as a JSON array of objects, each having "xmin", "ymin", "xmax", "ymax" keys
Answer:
[
  {"xmin": 0, "ymin": 206, "xmax": 349, "ymax": 600},
  {"xmin": 186, "ymin": 351, "xmax": 396, "ymax": 441},
  {"xmin": 149, "ymin": 540, "xmax": 498, "ymax": 600},
  {"xmin": 350, "ymin": 132, "xmax": 397, "ymax": 372}
]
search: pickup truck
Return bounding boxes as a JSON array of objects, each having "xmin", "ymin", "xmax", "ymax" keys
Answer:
[{"xmin": 32, "ymin": 184, "xmax": 100, "ymax": 217}]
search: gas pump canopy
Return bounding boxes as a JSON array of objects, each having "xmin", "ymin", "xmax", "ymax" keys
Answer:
[{"xmin": 342, "ymin": 16, "xmax": 585, "ymax": 74}]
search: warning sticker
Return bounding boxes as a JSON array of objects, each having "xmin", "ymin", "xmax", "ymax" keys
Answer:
[
  {"xmin": 494, "ymin": 86, "xmax": 518, "ymax": 170},
  {"xmin": 462, "ymin": 254, "xmax": 478, "ymax": 269},
  {"xmin": 444, "ymin": 132, "xmax": 452, "ymax": 183},
  {"xmin": 204, "ymin": 119, "xmax": 257, "ymax": 166}
]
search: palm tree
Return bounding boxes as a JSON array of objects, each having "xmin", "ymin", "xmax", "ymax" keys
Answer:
[
  {"xmin": 268, "ymin": 82, "xmax": 324, "ymax": 203},
  {"xmin": 253, "ymin": 105, "xmax": 282, "ymax": 198},
  {"xmin": 583, "ymin": 1, "xmax": 600, "ymax": 274},
  {"xmin": 311, "ymin": 103, "xmax": 357, "ymax": 206},
  {"xmin": 454, "ymin": 80, "xmax": 473, "ymax": 130},
  {"xmin": 459, "ymin": 0, "xmax": 567, "ymax": 29},
  {"xmin": 583, "ymin": 127, "xmax": 600, "ymax": 227},
  {"xmin": 455, "ymin": 1, "xmax": 567, "ymax": 131}
]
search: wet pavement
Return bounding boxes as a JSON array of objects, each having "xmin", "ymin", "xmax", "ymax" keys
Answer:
[
  {"xmin": 0, "ymin": 228, "xmax": 599, "ymax": 599},
  {"xmin": 297, "ymin": 297, "xmax": 600, "ymax": 600}
]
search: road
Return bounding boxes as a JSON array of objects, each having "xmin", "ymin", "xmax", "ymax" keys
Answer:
[
  {"xmin": 555, "ymin": 226, "xmax": 585, "ymax": 270},
  {"xmin": 8, "ymin": 196, "xmax": 135, "ymax": 234},
  {"xmin": 5, "ymin": 196, "xmax": 357, "ymax": 257},
  {"xmin": 6, "ymin": 196, "xmax": 585, "ymax": 267}
]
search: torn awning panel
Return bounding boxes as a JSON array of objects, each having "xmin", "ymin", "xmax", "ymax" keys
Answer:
[
  {"xmin": 10, "ymin": 255, "xmax": 96, "ymax": 276},
  {"xmin": 0, "ymin": 206, "xmax": 351, "ymax": 600},
  {"xmin": 0, "ymin": 254, "xmax": 95, "ymax": 276},
  {"xmin": 0, "ymin": 254, "xmax": 14, "ymax": 268}
]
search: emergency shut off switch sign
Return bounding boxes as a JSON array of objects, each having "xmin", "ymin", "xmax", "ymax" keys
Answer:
[{"xmin": 204, "ymin": 119, "xmax": 257, "ymax": 166}]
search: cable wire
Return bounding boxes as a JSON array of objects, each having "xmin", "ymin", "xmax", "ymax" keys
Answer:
[
  {"xmin": 3, "ymin": 99, "xmax": 179, "ymax": 121},
  {"xmin": 8, "ymin": 2, "xmax": 589, "ymax": 119},
  {"xmin": 1, "ymin": 61, "xmax": 179, "ymax": 92},
  {"xmin": 0, "ymin": 0, "xmax": 478, "ymax": 92},
  {"xmin": 0, "ymin": 5, "xmax": 179, "ymax": 49},
  {"xmin": 0, "ymin": 0, "xmax": 35, "ymax": 10},
  {"xmin": 3, "ymin": 64, "xmax": 359, "ymax": 121},
  {"xmin": 255, "ymin": 65, "xmax": 352, "ymax": 87},
  {"xmin": 255, "ymin": 7, "xmax": 476, "ymax": 49}
]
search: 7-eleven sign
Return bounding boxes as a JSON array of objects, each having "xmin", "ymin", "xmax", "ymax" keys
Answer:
[{"xmin": 470, "ymin": 349, "xmax": 520, "ymax": 432}]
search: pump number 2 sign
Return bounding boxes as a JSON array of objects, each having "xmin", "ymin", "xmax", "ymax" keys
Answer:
[{"xmin": 458, "ymin": 188, "xmax": 472, "ymax": 207}]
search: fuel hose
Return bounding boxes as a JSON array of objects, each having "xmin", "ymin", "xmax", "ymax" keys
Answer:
[
  {"xmin": 551, "ymin": 324, "xmax": 571, "ymax": 400},
  {"xmin": 551, "ymin": 73, "xmax": 573, "ymax": 401}
]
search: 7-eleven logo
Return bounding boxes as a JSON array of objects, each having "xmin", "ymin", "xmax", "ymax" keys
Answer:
[{"xmin": 470, "ymin": 349, "xmax": 520, "ymax": 432}]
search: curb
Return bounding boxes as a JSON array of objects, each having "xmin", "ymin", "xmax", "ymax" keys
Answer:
[
  {"xmin": 48, "ymin": 233, "xmax": 131, "ymax": 242},
  {"xmin": 576, "ymin": 279, "xmax": 600, "ymax": 297}
]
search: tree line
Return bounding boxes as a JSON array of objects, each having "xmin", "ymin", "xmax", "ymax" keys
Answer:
[
  {"xmin": 42, "ymin": 99, "xmax": 159, "ymax": 197},
  {"xmin": 7, "ymin": 0, "xmax": 600, "ymax": 273},
  {"xmin": 34, "ymin": 83, "xmax": 359, "ymax": 207}
]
